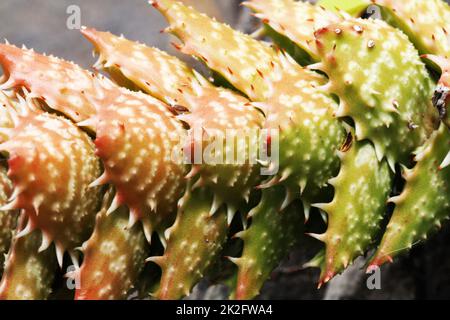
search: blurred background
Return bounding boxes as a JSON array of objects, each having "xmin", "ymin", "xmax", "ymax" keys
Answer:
[{"xmin": 1, "ymin": 0, "xmax": 450, "ymax": 300}]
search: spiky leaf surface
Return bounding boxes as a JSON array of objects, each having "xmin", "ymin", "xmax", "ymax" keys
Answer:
[
  {"xmin": 153, "ymin": 0, "xmax": 349, "ymax": 291},
  {"xmin": 370, "ymin": 0, "xmax": 450, "ymax": 57},
  {"xmin": 0, "ymin": 44, "xmax": 192, "ymax": 298},
  {"xmin": 0, "ymin": 165, "xmax": 16, "ymax": 275},
  {"xmin": 81, "ymin": 29, "xmax": 265, "ymax": 216},
  {"xmin": 0, "ymin": 101, "xmax": 102, "ymax": 265},
  {"xmin": 244, "ymin": 0, "xmax": 340, "ymax": 62},
  {"xmin": 75, "ymin": 190, "xmax": 149, "ymax": 300},
  {"xmin": 0, "ymin": 44, "xmax": 99, "ymax": 123},
  {"xmin": 316, "ymin": 0, "xmax": 450, "ymax": 57},
  {"xmin": 312, "ymin": 141, "xmax": 392, "ymax": 285},
  {"xmin": 234, "ymin": 2, "xmax": 438, "ymax": 166},
  {"xmin": 0, "ymin": 215, "xmax": 57, "ymax": 300},
  {"xmin": 0, "ymin": 44, "xmax": 188, "ymax": 236},
  {"xmin": 151, "ymin": 188, "xmax": 228, "ymax": 300},
  {"xmin": 369, "ymin": 124, "xmax": 450, "ymax": 268},
  {"xmin": 179, "ymin": 87, "xmax": 263, "ymax": 218},
  {"xmin": 81, "ymin": 27, "xmax": 201, "ymax": 108},
  {"xmin": 247, "ymin": 1, "xmax": 446, "ymax": 284},
  {"xmin": 232, "ymin": 187, "xmax": 303, "ymax": 300},
  {"xmin": 88, "ymin": 82, "xmax": 187, "ymax": 237},
  {"xmin": 153, "ymin": 0, "xmax": 324, "ymax": 101},
  {"xmin": 262, "ymin": 60, "xmax": 345, "ymax": 201},
  {"xmin": 81, "ymin": 29, "xmax": 273, "ymax": 296},
  {"xmin": 153, "ymin": 0, "xmax": 279, "ymax": 101},
  {"xmin": 243, "ymin": 5, "xmax": 398, "ymax": 284},
  {"xmin": 314, "ymin": 18, "xmax": 437, "ymax": 166},
  {"xmin": 154, "ymin": 0, "xmax": 347, "ymax": 201}
]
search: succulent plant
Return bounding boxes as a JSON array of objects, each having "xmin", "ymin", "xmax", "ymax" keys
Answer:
[
  {"xmin": 0, "ymin": 44, "xmax": 187, "ymax": 299},
  {"xmin": 0, "ymin": 215, "xmax": 58, "ymax": 300},
  {"xmin": 0, "ymin": 89, "xmax": 102, "ymax": 299},
  {"xmin": 246, "ymin": 0, "xmax": 447, "ymax": 280},
  {"xmin": 80, "ymin": 27, "xmax": 263, "ymax": 299},
  {"xmin": 153, "ymin": 0, "xmax": 353, "ymax": 292},
  {"xmin": 368, "ymin": 124, "xmax": 450, "ymax": 268},
  {"xmin": 74, "ymin": 188, "xmax": 150, "ymax": 300},
  {"xmin": 314, "ymin": 0, "xmax": 450, "ymax": 267},
  {"xmin": 231, "ymin": 186, "xmax": 304, "ymax": 299},
  {"xmin": 0, "ymin": 0, "xmax": 449, "ymax": 300},
  {"xmin": 248, "ymin": 0, "xmax": 437, "ymax": 165}
]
